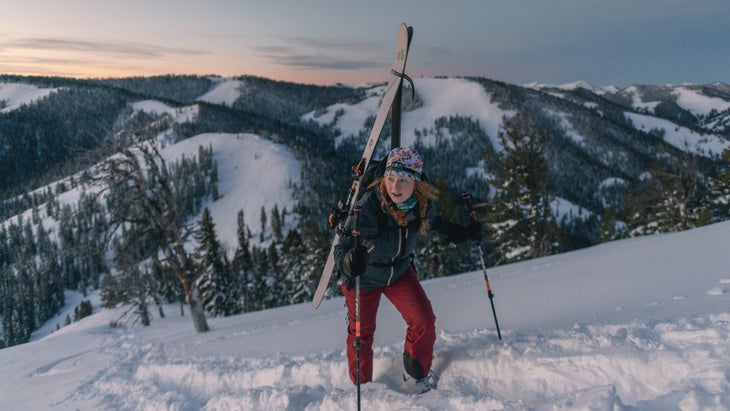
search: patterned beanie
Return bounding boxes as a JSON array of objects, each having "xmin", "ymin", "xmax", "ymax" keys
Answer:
[{"xmin": 384, "ymin": 146, "xmax": 423, "ymax": 181}]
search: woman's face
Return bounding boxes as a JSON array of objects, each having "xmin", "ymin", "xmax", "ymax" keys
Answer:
[{"xmin": 384, "ymin": 175, "xmax": 415, "ymax": 204}]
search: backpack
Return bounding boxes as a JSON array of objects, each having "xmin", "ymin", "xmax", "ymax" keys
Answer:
[{"xmin": 329, "ymin": 154, "xmax": 388, "ymax": 230}]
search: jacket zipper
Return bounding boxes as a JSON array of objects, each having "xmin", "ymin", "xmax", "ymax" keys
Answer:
[{"xmin": 386, "ymin": 226, "xmax": 408, "ymax": 285}]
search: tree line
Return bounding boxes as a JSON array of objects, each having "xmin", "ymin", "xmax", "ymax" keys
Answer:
[{"xmin": 3, "ymin": 117, "xmax": 730, "ymax": 346}]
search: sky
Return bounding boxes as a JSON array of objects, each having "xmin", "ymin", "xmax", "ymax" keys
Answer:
[{"xmin": 1, "ymin": 0, "xmax": 729, "ymax": 88}]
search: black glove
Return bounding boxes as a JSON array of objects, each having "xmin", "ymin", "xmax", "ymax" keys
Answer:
[
  {"xmin": 465, "ymin": 220, "xmax": 483, "ymax": 242},
  {"xmin": 348, "ymin": 245, "xmax": 368, "ymax": 277}
]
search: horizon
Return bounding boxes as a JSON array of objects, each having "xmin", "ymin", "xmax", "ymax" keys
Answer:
[
  {"xmin": 1, "ymin": 0, "xmax": 729, "ymax": 88},
  {"xmin": 2, "ymin": 72, "xmax": 729, "ymax": 91}
]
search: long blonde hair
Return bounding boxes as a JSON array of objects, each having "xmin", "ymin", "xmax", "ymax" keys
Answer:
[{"xmin": 369, "ymin": 178, "xmax": 439, "ymax": 235}]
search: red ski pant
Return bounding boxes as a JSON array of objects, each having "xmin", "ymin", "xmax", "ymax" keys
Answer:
[{"xmin": 341, "ymin": 268, "xmax": 436, "ymax": 385}]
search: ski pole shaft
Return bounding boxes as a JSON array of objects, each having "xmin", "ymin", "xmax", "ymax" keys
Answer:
[
  {"xmin": 462, "ymin": 193, "xmax": 502, "ymax": 340},
  {"xmin": 352, "ymin": 205, "xmax": 362, "ymax": 411}
]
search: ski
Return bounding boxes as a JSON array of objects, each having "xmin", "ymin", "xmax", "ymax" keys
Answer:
[{"xmin": 312, "ymin": 23, "xmax": 413, "ymax": 309}]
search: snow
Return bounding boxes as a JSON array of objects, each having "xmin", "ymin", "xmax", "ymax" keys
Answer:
[
  {"xmin": 303, "ymin": 78, "xmax": 511, "ymax": 151},
  {"xmin": 618, "ymin": 85, "xmax": 730, "ymax": 119},
  {"xmin": 197, "ymin": 78, "xmax": 244, "ymax": 107},
  {"xmin": 625, "ymin": 111, "xmax": 730, "ymax": 157},
  {"xmin": 673, "ymin": 87, "xmax": 730, "ymax": 117},
  {"xmin": 0, "ymin": 82, "xmax": 58, "ymax": 112},
  {"xmin": 132, "ymin": 100, "xmax": 199, "ymax": 124},
  {"xmin": 523, "ymin": 81, "xmax": 616, "ymax": 95},
  {"xmin": 551, "ymin": 196, "xmax": 592, "ymax": 221},
  {"xmin": 623, "ymin": 85, "xmax": 662, "ymax": 113},
  {"xmin": 599, "ymin": 177, "xmax": 629, "ymax": 189},
  {"xmin": 400, "ymin": 78, "xmax": 510, "ymax": 151},
  {"xmin": 547, "ymin": 109, "xmax": 586, "ymax": 145},
  {"xmin": 2, "ymin": 217, "xmax": 729, "ymax": 410},
  {"xmin": 302, "ymin": 84, "xmax": 383, "ymax": 148}
]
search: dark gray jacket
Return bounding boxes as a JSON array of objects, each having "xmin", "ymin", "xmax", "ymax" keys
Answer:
[{"xmin": 334, "ymin": 188, "xmax": 469, "ymax": 290}]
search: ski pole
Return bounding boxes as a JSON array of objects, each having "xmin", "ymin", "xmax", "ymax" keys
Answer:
[
  {"xmin": 462, "ymin": 193, "xmax": 502, "ymax": 340},
  {"xmin": 352, "ymin": 205, "xmax": 363, "ymax": 411}
]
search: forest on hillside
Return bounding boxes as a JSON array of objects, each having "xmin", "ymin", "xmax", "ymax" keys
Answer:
[{"xmin": 1, "ymin": 74, "xmax": 730, "ymax": 347}]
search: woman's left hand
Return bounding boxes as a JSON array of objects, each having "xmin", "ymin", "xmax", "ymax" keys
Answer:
[{"xmin": 466, "ymin": 220, "xmax": 483, "ymax": 242}]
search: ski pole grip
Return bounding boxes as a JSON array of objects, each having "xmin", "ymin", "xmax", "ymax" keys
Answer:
[{"xmin": 461, "ymin": 192, "xmax": 477, "ymax": 220}]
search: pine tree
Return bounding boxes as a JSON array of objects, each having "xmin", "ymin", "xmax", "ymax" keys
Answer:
[
  {"xmin": 623, "ymin": 172, "xmax": 663, "ymax": 236},
  {"xmin": 194, "ymin": 208, "xmax": 235, "ymax": 317},
  {"xmin": 488, "ymin": 113, "xmax": 559, "ymax": 263},
  {"xmin": 299, "ymin": 219, "xmax": 330, "ymax": 299},
  {"xmin": 265, "ymin": 242, "xmax": 281, "ymax": 308},
  {"xmin": 36, "ymin": 224, "xmax": 64, "ymax": 319},
  {"xmin": 259, "ymin": 207, "xmax": 268, "ymax": 243},
  {"xmin": 653, "ymin": 150, "xmax": 703, "ymax": 231},
  {"xmin": 705, "ymin": 148, "xmax": 730, "ymax": 221},
  {"xmin": 599, "ymin": 207, "xmax": 622, "ymax": 242},
  {"xmin": 277, "ymin": 229, "xmax": 308, "ymax": 305},
  {"xmin": 249, "ymin": 247, "xmax": 269, "ymax": 311},
  {"xmin": 232, "ymin": 209, "xmax": 254, "ymax": 312},
  {"xmin": 271, "ymin": 205, "xmax": 284, "ymax": 243},
  {"xmin": 624, "ymin": 152, "xmax": 703, "ymax": 236}
]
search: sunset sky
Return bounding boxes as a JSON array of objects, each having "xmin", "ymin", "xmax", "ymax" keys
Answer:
[{"xmin": 1, "ymin": 0, "xmax": 728, "ymax": 87}]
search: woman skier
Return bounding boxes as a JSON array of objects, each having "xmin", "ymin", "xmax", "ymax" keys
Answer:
[{"xmin": 335, "ymin": 146, "xmax": 482, "ymax": 393}]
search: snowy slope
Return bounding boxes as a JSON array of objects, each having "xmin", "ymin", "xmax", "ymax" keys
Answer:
[
  {"xmin": 2, "ymin": 129, "xmax": 299, "ymax": 259},
  {"xmin": 132, "ymin": 100, "xmax": 199, "ymax": 123},
  {"xmin": 673, "ymin": 86, "xmax": 730, "ymax": 117},
  {"xmin": 197, "ymin": 77, "xmax": 244, "ymax": 107},
  {"xmin": 625, "ymin": 111, "xmax": 730, "ymax": 156},
  {"xmin": 523, "ymin": 80, "xmax": 617, "ymax": 95},
  {"xmin": 621, "ymin": 85, "xmax": 730, "ymax": 118},
  {"xmin": 1, "ymin": 220, "xmax": 728, "ymax": 410},
  {"xmin": 161, "ymin": 132, "xmax": 300, "ymax": 246},
  {"xmin": 0, "ymin": 82, "xmax": 58, "ymax": 112},
  {"xmin": 302, "ymin": 77, "xmax": 511, "ymax": 151},
  {"xmin": 304, "ymin": 76, "xmax": 730, "ymax": 161}
]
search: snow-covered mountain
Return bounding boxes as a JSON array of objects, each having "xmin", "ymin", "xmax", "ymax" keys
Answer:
[
  {"xmin": 8, "ymin": 73, "xmax": 728, "ymax": 257},
  {"xmin": 2, "ymin": 74, "xmax": 730, "ymax": 411},
  {"xmin": 1, "ymin": 217, "xmax": 728, "ymax": 410},
  {"xmin": 3, "ymin": 75, "xmax": 730, "ymax": 224}
]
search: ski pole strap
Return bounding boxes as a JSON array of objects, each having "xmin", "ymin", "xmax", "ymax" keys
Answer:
[{"xmin": 391, "ymin": 69, "xmax": 415, "ymax": 99}]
